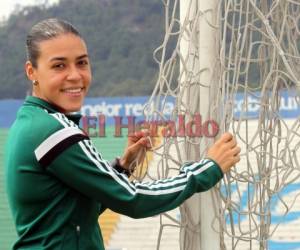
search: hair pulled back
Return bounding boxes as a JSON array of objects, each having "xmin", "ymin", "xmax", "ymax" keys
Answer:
[{"xmin": 26, "ymin": 18, "xmax": 82, "ymax": 67}]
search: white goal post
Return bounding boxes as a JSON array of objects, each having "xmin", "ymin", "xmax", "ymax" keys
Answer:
[{"xmin": 179, "ymin": 1, "xmax": 221, "ymax": 250}]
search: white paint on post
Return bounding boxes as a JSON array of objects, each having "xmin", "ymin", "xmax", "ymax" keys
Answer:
[
  {"xmin": 198, "ymin": 1, "xmax": 221, "ymax": 250},
  {"xmin": 179, "ymin": 0, "xmax": 220, "ymax": 249}
]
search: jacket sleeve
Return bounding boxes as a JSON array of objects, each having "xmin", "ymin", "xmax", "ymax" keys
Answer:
[{"xmin": 35, "ymin": 127, "xmax": 223, "ymax": 219}]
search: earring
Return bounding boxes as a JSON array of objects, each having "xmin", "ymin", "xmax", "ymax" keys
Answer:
[{"xmin": 32, "ymin": 80, "xmax": 38, "ymax": 86}]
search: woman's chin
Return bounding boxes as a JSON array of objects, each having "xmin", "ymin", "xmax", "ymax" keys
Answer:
[{"xmin": 58, "ymin": 102, "xmax": 83, "ymax": 113}]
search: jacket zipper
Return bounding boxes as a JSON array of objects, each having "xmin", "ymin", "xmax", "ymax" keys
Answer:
[{"xmin": 76, "ymin": 225, "xmax": 80, "ymax": 250}]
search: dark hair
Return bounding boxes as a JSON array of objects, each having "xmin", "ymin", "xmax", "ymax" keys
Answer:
[{"xmin": 26, "ymin": 18, "xmax": 82, "ymax": 68}]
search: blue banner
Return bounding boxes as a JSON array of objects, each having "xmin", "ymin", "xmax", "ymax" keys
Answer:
[
  {"xmin": 234, "ymin": 90, "xmax": 300, "ymax": 119},
  {"xmin": 0, "ymin": 90, "xmax": 299, "ymax": 128}
]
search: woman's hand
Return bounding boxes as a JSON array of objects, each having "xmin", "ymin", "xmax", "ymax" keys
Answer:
[
  {"xmin": 206, "ymin": 132, "xmax": 241, "ymax": 173},
  {"xmin": 119, "ymin": 130, "xmax": 153, "ymax": 173}
]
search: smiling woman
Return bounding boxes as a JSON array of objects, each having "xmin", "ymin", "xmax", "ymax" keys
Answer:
[
  {"xmin": 4, "ymin": 18, "xmax": 240, "ymax": 250},
  {"xmin": 25, "ymin": 19, "xmax": 91, "ymax": 113}
]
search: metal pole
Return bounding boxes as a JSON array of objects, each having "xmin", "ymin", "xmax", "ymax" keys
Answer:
[{"xmin": 179, "ymin": 0, "xmax": 220, "ymax": 249}]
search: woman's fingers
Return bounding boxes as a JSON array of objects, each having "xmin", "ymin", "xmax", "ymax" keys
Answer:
[
  {"xmin": 219, "ymin": 132, "xmax": 233, "ymax": 143},
  {"xmin": 207, "ymin": 132, "xmax": 241, "ymax": 174},
  {"xmin": 231, "ymin": 145, "xmax": 241, "ymax": 156},
  {"xmin": 121, "ymin": 128, "xmax": 155, "ymax": 173},
  {"xmin": 128, "ymin": 129, "xmax": 151, "ymax": 145}
]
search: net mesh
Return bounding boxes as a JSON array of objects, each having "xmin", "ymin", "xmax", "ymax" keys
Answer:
[{"xmin": 137, "ymin": 0, "xmax": 300, "ymax": 249}]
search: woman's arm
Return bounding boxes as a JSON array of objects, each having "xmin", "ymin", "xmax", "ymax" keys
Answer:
[{"xmin": 37, "ymin": 127, "xmax": 239, "ymax": 218}]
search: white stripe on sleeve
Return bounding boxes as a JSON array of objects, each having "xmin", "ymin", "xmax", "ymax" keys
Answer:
[{"xmin": 35, "ymin": 127, "xmax": 85, "ymax": 161}]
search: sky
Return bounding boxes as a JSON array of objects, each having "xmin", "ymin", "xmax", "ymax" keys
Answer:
[{"xmin": 0, "ymin": 0, "xmax": 59, "ymax": 20}]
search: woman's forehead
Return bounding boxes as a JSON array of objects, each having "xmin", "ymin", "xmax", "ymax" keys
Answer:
[{"xmin": 38, "ymin": 34, "xmax": 88, "ymax": 61}]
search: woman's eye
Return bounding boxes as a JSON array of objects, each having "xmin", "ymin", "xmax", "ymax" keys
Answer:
[
  {"xmin": 52, "ymin": 63, "xmax": 65, "ymax": 69},
  {"xmin": 78, "ymin": 60, "xmax": 89, "ymax": 66}
]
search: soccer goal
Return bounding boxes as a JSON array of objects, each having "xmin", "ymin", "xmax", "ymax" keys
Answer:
[{"xmin": 143, "ymin": 0, "xmax": 300, "ymax": 249}]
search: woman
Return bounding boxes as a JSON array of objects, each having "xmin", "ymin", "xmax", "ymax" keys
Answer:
[{"xmin": 5, "ymin": 18, "xmax": 240, "ymax": 250}]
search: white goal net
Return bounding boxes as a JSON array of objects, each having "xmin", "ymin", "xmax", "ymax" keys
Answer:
[{"xmin": 142, "ymin": 0, "xmax": 300, "ymax": 249}]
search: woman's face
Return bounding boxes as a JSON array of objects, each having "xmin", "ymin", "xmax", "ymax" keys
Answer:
[{"xmin": 26, "ymin": 33, "xmax": 92, "ymax": 113}]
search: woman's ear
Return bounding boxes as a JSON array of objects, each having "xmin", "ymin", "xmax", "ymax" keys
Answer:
[{"xmin": 25, "ymin": 61, "xmax": 36, "ymax": 81}]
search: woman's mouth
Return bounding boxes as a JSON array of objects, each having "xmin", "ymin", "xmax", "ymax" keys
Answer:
[{"xmin": 61, "ymin": 87, "xmax": 84, "ymax": 97}]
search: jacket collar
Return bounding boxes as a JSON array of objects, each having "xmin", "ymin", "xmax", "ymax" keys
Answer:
[
  {"xmin": 24, "ymin": 96, "xmax": 82, "ymax": 124},
  {"xmin": 24, "ymin": 95, "xmax": 58, "ymax": 113}
]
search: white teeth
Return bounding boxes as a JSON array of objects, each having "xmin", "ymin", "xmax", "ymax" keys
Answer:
[{"xmin": 63, "ymin": 88, "xmax": 83, "ymax": 93}]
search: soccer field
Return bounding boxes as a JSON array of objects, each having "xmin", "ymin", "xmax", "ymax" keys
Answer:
[{"xmin": 0, "ymin": 128, "xmax": 16, "ymax": 249}]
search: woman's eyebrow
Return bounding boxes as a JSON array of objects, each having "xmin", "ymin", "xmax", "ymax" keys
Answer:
[
  {"xmin": 49, "ymin": 54, "xmax": 89, "ymax": 62},
  {"xmin": 49, "ymin": 57, "xmax": 66, "ymax": 62},
  {"xmin": 77, "ymin": 54, "xmax": 89, "ymax": 60}
]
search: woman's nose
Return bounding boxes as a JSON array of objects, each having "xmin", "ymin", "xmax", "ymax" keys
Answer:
[{"xmin": 67, "ymin": 65, "xmax": 81, "ymax": 81}]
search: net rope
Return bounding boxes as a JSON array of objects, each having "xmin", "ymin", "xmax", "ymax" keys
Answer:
[{"xmin": 134, "ymin": 0, "xmax": 300, "ymax": 249}]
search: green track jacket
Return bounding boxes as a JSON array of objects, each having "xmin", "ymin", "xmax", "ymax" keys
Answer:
[{"xmin": 5, "ymin": 96, "xmax": 224, "ymax": 250}]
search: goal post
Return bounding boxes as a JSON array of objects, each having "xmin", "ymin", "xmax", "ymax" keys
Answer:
[{"xmin": 179, "ymin": 1, "xmax": 221, "ymax": 249}]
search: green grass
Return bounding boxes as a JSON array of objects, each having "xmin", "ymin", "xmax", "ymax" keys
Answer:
[
  {"xmin": 0, "ymin": 128, "xmax": 16, "ymax": 250},
  {"xmin": 0, "ymin": 127, "xmax": 127, "ymax": 249},
  {"xmin": 91, "ymin": 126, "xmax": 128, "ymax": 161}
]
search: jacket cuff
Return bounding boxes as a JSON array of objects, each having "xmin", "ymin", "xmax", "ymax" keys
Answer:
[{"xmin": 111, "ymin": 157, "xmax": 131, "ymax": 177}]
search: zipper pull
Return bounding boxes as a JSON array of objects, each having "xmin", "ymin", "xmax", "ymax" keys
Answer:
[
  {"xmin": 76, "ymin": 225, "xmax": 80, "ymax": 250},
  {"xmin": 76, "ymin": 225, "xmax": 80, "ymax": 235}
]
